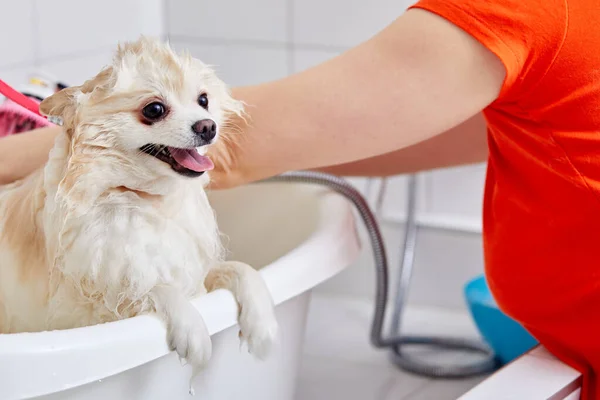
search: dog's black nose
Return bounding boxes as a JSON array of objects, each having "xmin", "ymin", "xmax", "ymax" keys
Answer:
[{"xmin": 192, "ymin": 119, "xmax": 217, "ymax": 142}]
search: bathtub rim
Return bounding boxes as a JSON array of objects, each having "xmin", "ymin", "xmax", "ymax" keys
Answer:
[{"xmin": 0, "ymin": 185, "xmax": 361, "ymax": 399}]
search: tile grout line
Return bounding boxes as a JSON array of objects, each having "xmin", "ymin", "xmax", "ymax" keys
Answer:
[
  {"xmin": 286, "ymin": 0, "xmax": 295, "ymax": 75},
  {"xmin": 171, "ymin": 36, "xmax": 287, "ymax": 50},
  {"xmin": 161, "ymin": 0, "xmax": 171, "ymax": 43},
  {"xmin": 0, "ymin": 61, "xmax": 37, "ymax": 71},
  {"xmin": 7, "ymin": 1, "xmax": 167, "ymax": 72},
  {"xmin": 398, "ymin": 380, "xmax": 432, "ymax": 400},
  {"xmin": 424, "ymin": 173, "xmax": 434, "ymax": 215},
  {"xmin": 169, "ymin": 35, "xmax": 350, "ymax": 53},
  {"xmin": 36, "ymin": 45, "xmax": 115, "ymax": 65},
  {"xmin": 376, "ymin": 372, "xmax": 430, "ymax": 400},
  {"xmin": 397, "ymin": 379, "xmax": 432, "ymax": 400},
  {"xmin": 31, "ymin": 0, "xmax": 41, "ymax": 68}
]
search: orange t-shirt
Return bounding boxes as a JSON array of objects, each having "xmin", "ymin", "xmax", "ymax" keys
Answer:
[{"xmin": 410, "ymin": 0, "xmax": 600, "ymax": 398}]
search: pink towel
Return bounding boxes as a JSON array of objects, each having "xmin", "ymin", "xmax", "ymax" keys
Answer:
[{"xmin": 0, "ymin": 96, "xmax": 52, "ymax": 138}]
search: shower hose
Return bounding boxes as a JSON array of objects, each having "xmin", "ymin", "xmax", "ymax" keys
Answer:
[{"xmin": 262, "ymin": 171, "xmax": 499, "ymax": 378}]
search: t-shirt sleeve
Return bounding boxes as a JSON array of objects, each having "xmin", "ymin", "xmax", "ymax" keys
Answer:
[{"xmin": 408, "ymin": 0, "xmax": 567, "ymax": 100}]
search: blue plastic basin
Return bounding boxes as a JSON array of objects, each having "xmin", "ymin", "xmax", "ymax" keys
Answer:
[{"xmin": 464, "ymin": 274, "xmax": 538, "ymax": 365}]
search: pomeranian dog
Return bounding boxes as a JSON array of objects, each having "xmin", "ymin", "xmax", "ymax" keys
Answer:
[{"xmin": 0, "ymin": 37, "xmax": 278, "ymax": 377}]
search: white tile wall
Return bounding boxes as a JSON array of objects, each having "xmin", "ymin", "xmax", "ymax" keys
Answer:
[
  {"xmin": 425, "ymin": 164, "xmax": 487, "ymax": 222},
  {"xmin": 170, "ymin": 42, "xmax": 289, "ymax": 86},
  {"xmin": 166, "ymin": 0, "xmax": 287, "ymax": 43},
  {"xmin": 293, "ymin": 0, "xmax": 414, "ymax": 48},
  {"xmin": 0, "ymin": 1, "xmax": 36, "ymax": 68},
  {"xmin": 36, "ymin": 0, "xmax": 165, "ymax": 59},
  {"xmin": 0, "ymin": 67, "xmax": 34, "ymax": 88},
  {"xmin": 315, "ymin": 220, "xmax": 484, "ymax": 310},
  {"xmin": 0, "ymin": 0, "xmax": 164, "ymax": 86},
  {"xmin": 292, "ymin": 49, "xmax": 340, "ymax": 73},
  {"xmin": 39, "ymin": 51, "xmax": 113, "ymax": 86}
]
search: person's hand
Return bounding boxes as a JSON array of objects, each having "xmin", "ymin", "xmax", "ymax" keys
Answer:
[
  {"xmin": 0, "ymin": 126, "xmax": 61, "ymax": 185},
  {"xmin": 206, "ymin": 112, "xmax": 249, "ymax": 190},
  {"xmin": 204, "ymin": 9, "xmax": 504, "ymax": 190}
]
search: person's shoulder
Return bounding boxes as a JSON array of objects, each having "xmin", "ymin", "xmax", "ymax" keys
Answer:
[{"xmin": 408, "ymin": 0, "xmax": 567, "ymax": 101}]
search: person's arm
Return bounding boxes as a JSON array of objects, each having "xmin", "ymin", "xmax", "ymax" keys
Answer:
[
  {"xmin": 0, "ymin": 110, "xmax": 487, "ymax": 186},
  {"xmin": 0, "ymin": 125, "xmax": 61, "ymax": 185},
  {"xmin": 208, "ymin": 8, "xmax": 504, "ymax": 189},
  {"xmin": 0, "ymin": 108, "xmax": 487, "ymax": 186},
  {"xmin": 0, "ymin": 9, "xmax": 502, "ymax": 187},
  {"xmin": 315, "ymin": 113, "xmax": 488, "ymax": 177}
]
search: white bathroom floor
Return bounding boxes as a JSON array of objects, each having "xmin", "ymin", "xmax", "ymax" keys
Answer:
[{"xmin": 295, "ymin": 295, "xmax": 490, "ymax": 400}]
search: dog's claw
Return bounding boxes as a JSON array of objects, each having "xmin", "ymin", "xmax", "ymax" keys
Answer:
[
  {"xmin": 238, "ymin": 330, "xmax": 246, "ymax": 352},
  {"xmin": 238, "ymin": 308, "xmax": 278, "ymax": 360},
  {"xmin": 165, "ymin": 303, "xmax": 212, "ymax": 386}
]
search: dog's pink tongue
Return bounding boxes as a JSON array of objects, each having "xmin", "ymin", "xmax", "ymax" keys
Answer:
[{"xmin": 169, "ymin": 148, "xmax": 214, "ymax": 172}]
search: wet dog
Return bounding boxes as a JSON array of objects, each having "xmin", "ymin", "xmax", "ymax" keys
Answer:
[{"xmin": 0, "ymin": 37, "xmax": 277, "ymax": 383}]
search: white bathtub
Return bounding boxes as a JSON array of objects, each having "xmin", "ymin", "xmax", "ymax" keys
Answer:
[
  {"xmin": 459, "ymin": 346, "xmax": 582, "ymax": 400},
  {"xmin": 0, "ymin": 183, "xmax": 361, "ymax": 400}
]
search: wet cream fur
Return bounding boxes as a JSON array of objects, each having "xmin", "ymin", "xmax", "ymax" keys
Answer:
[{"xmin": 0, "ymin": 37, "xmax": 277, "ymax": 377}]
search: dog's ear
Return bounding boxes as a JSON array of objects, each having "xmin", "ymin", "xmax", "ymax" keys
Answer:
[
  {"xmin": 39, "ymin": 86, "xmax": 79, "ymax": 120},
  {"xmin": 39, "ymin": 65, "xmax": 114, "ymax": 126}
]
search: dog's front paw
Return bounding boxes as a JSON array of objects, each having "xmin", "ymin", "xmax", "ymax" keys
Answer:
[
  {"xmin": 167, "ymin": 308, "xmax": 212, "ymax": 369},
  {"xmin": 238, "ymin": 302, "xmax": 278, "ymax": 360}
]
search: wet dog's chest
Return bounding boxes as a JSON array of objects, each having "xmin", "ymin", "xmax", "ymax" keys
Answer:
[{"xmin": 59, "ymin": 203, "xmax": 219, "ymax": 287}]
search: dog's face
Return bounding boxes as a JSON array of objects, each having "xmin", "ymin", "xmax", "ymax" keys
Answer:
[{"xmin": 40, "ymin": 37, "xmax": 243, "ymax": 179}]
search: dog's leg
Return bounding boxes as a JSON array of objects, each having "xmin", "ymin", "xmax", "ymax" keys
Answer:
[
  {"xmin": 205, "ymin": 261, "xmax": 278, "ymax": 359},
  {"xmin": 150, "ymin": 285, "xmax": 211, "ymax": 394}
]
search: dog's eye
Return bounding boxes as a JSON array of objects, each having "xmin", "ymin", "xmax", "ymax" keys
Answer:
[
  {"xmin": 198, "ymin": 93, "xmax": 209, "ymax": 110},
  {"xmin": 142, "ymin": 102, "xmax": 166, "ymax": 121}
]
